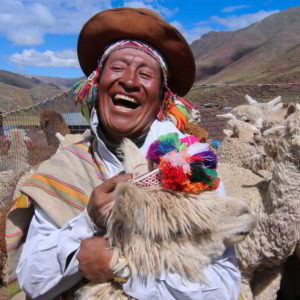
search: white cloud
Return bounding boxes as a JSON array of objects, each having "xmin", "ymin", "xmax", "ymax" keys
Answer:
[
  {"xmin": 123, "ymin": 0, "xmax": 178, "ymax": 18},
  {"xmin": 211, "ymin": 10, "xmax": 279, "ymax": 30},
  {"xmin": 0, "ymin": 0, "xmax": 178, "ymax": 46},
  {"xmin": 222, "ymin": 5, "xmax": 249, "ymax": 13},
  {"xmin": 171, "ymin": 9, "xmax": 280, "ymax": 43},
  {"xmin": 0, "ymin": 0, "xmax": 113, "ymax": 46},
  {"xmin": 171, "ymin": 21, "xmax": 212, "ymax": 44},
  {"xmin": 123, "ymin": 1, "xmax": 154, "ymax": 10},
  {"xmin": 10, "ymin": 49, "xmax": 79, "ymax": 68}
]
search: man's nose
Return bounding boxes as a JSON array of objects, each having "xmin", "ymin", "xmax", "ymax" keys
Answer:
[{"xmin": 119, "ymin": 68, "xmax": 140, "ymax": 91}]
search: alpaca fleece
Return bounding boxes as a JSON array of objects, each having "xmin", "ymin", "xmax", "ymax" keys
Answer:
[{"xmin": 76, "ymin": 138, "xmax": 256, "ymax": 300}]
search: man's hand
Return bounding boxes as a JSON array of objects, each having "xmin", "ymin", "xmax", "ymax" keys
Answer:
[
  {"xmin": 77, "ymin": 237, "xmax": 113, "ymax": 283},
  {"xmin": 87, "ymin": 173, "xmax": 132, "ymax": 227}
]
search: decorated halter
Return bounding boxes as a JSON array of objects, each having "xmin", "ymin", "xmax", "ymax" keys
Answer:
[
  {"xmin": 131, "ymin": 132, "xmax": 220, "ymax": 194},
  {"xmin": 69, "ymin": 39, "xmax": 193, "ymax": 131}
]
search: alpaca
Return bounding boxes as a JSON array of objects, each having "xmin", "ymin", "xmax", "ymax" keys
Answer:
[
  {"xmin": 219, "ymin": 108, "xmax": 300, "ymax": 300},
  {"xmin": 216, "ymin": 114, "xmax": 271, "ymax": 171},
  {"xmin": 40, "ymin": 109, "xmax": 70, "ymax": 148},
  {"xmin": 183, "ymin": 122, "xmax": 209, "ymax": 142},
  {"xmin": 0, "ymin": 129, "xmax": 35, "ymax": 288},
  {"xmin": 55, "ymin": 129, "xmax": 91, "ymax": 149},
  {"xmin": 0, "ymin": 129, "xmax": 32, "ymax": 172},
  {"xmin": 217, "ymin": 112, "xmax": 261, "ymax": 140},
  {"xmin": 229, "ymin": 95, "xmax": 294, "ymax": 131},
  {"xmin": 76, "ymin": 138, "xmax": 256, "ymax": 300},
  {"xmin": 244, "ymin": 95, "xmax": 282, "ymax": 113},
  {"xmin": 0, "ymin": 135, "xmax": 11, "ymax": 156},
  {"xmin": 217, "ymin": 99, "xmax": 299, "ymax": 173},
  {"xmin": 26, "ymin": 109, "xmax": 72, "ymax": 166},
  {"xmin": 189, "ymin": 108, "xmax": 201, "ymax": 124}
]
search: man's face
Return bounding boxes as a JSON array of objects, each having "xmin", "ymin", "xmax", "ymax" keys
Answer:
[{"xmin": 98, "ymin": 48, "xmax": 161, "ymax": 141}]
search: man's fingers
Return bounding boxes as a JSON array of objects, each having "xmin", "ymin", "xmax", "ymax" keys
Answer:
[{"xmin": 96, "ymin": 173, "xmax": 132, "ymax": 193}]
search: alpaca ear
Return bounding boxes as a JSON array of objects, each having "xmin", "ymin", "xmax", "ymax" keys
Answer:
[
  {"xmin": 263, "ymin": 126, "xmax": 285, "ymax": 137},
  {"xmin": 255, "ymin": 118, "xmax": 263, "ymax": 128},
  {"xmin": 82, "ymin": 129, "xmax": 91, "ymax": 138},
  {"xmin": 267, "ymin": 96, "xmax": 281, "ymax": 108},
  {"xmin": 118, "ymin": 138, "xmax": 149, "ymax": 176},
  {"xmin": 270, "ymin": 103, "xmax": 283, "ymax": 112},
  {"xmin": 55, "ymin": 132, "xmax": 64, "ymax": 143},
  {"xmin": 223, "ymin": 129, "xmax": 233, "ymax": 137},
  {"xmin": 217, "ymin": 113, "xmax": 235, "ymax": 119},
  {"xmin": 245, "ymin": 95, "xmax": 257, "ymax": 105},
  {"xmin": 285, "ymin": 103, "xmax": 297, "ymax": 118}
]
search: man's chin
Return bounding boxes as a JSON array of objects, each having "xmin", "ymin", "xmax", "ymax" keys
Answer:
[
  {"xmin": 107, "ymin": 127, "xmax": 149, "ymax": 142},
  {"xmin": 104, "ymin": 126, "xmax": 135, "ymax": 140}
]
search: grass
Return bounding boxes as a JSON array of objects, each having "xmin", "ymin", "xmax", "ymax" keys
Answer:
[{"xmin": 0, "ymin": 281, "xmax": 21, "ymax": 299}]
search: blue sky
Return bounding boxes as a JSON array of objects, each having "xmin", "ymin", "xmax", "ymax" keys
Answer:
[{"xmin": 0, "ymin": 0, "xmax": 299, "ymax": 78}]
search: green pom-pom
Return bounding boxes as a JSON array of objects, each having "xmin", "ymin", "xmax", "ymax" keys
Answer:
[
  {"xmin": 176, "ymin": 104, "xmax": 189, "ymax": 118},
  {"xmin": 159, "ymin": 133, "xmax": 185, "ymax": 151},
  {"xmin": 190, "ymin": 167, "xmax": 217, "ymax": 184}
]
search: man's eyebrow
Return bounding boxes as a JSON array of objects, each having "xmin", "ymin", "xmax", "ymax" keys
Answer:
[
  {"xmin": 109, "ymin": 56, "xmax": 159, "ymax": 71},
  {"xmin": 108, "ymin": 57, "xmax": 129, "ymax": 64}
]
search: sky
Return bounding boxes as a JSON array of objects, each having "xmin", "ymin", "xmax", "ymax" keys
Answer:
[{"xmin": 0, "ymin": 0, "xmax": 299, "ymax": 78}]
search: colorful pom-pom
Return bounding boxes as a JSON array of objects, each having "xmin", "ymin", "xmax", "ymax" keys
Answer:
[{"xmin": 147, "ymin": 133, "xmax": 220, "ymax": 194}]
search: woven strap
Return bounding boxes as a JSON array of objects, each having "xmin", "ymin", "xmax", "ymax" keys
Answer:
[{"xmin": 131, "ymin": 168, "xmax": 162, "ymax": 188}]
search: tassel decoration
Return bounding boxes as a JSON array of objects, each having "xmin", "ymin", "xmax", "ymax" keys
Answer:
[
  {"xmin": 147, "ymin": 133, "xmax": 219, "ymax": 194},
  {"xmin": 69, "ymin": 67, "xmax": 101, "ymax": 121},
  {"xmin": 158, "ymin": 88, "xmax": 194, "ymax": 131}
]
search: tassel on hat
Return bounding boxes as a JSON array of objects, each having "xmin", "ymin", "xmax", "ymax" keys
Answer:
[{"xmin": 69, "ymin": 67, "xmax": 101, "ymax": 121}]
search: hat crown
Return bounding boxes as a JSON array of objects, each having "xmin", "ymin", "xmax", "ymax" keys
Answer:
[{"xmin": 77, "ymin": 7, "xmax": 195, "ymax": 96}]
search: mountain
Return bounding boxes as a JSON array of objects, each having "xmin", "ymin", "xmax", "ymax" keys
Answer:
[
  {"xmin": 0, "ymin": 70, "xmax": 81, "ymax": 112},
  {"xmin": 190, "ymin": 6, "xmax": 300, "ymax": 84},
  {"xmin": 22, "ymin": 74, "xmax": 83, "ymax": 89}
]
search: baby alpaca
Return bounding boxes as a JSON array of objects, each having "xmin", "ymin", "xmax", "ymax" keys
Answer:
[{"xmin": 76, "ymin": 139, "xmax": 256, "ymax": 300}]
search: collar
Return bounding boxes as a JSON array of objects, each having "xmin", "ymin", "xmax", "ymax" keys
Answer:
[{"xmin": 89, "ymin": 107, "xmax": 186, "ymax": 177}]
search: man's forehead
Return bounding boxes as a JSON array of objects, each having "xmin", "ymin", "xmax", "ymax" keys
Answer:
[{"xmin": 106, "ymin": 48, "xmax": 161, "ymax": 69}]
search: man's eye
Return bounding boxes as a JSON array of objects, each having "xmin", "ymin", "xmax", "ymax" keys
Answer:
[
  {"xmin": 111, "ymin": 66, "xmax": 123, "ymax": 71},
  {"xmin": 140, "ymin": 72, "xmax": 151, "ymax": 79}
]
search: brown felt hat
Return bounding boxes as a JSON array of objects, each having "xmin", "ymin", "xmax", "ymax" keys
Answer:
[{"xmin": 77, "ymin": 7, "xmax": 195, "ymax": 96}]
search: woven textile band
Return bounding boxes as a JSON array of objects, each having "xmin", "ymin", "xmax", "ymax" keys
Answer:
[{"xmin": 131, "ymin": 168, "xmax": 162, "ymax": 188}]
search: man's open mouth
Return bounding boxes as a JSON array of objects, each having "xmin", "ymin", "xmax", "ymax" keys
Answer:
[{"xmin": 112, "ymin": 94, "xmax": 140, "ymax": 109}]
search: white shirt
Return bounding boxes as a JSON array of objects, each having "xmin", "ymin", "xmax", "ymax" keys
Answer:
[{"xmin": 17, "ymin": 119, "xmax": 240, "ymax": 300}]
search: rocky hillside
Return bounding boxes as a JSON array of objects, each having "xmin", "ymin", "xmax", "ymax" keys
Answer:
[
  {"xmin": 191, "ymin": 6, "xmax": 300, "ymax": 84},
  {"xmin": 0, "ymin": 70, "xmax": 80, "ymax": 112}
]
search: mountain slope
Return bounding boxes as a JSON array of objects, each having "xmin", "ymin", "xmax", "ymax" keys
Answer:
[
  {"xmin": 0, "ymin": 70, "xmax": 37, "ymax": 89},
  {"xmin": 0, "ymin": 71, "xmax": 81, "ymax": 112},
  {"xmin": 191, "ymin": 6, "xmax": 300, "ymax": 84},
  {"xmin": 22, "ymin": 74, "xmax": 83, "ymax": 89}
]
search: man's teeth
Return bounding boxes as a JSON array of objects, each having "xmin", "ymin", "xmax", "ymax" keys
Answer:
[{"xmin": 114, "ymin": 94, "xmax": 138, "ymax": 104}]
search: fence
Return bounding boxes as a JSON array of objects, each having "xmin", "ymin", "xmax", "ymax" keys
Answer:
[
  {"xmin": 186, "ymin": 83, "xmax": 300, "ymax": 140},
  {"xmin": 0, "ymin": 91, "xmax": 89, "ymax": 172},
  {"xmin": 0, "ymin": 82, "xmax": 300, "ymax": 171}
]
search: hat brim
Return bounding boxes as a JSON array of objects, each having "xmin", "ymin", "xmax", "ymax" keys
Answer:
[{"xmin": 77, "ymin": 8, "xmax": 195, "ymax": 96}]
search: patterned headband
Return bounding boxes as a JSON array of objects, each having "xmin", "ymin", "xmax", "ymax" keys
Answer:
[{"xmin": 98, "ymin": 40, "xmax": 169, "ymax": 87}]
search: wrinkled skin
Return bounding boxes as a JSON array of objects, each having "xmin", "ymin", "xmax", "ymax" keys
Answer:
[{"xmin": 98, "ymin": 48, "xmax": 162, "ymax": 142}]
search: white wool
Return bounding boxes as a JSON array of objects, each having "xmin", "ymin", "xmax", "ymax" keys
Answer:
[
  {"xmin": 219, "ymin": 107, "xmax": 300, "ymax": 300},
  {"xmin": 162, "ymin": 151, "xmax": 191, "ymax": 173},
  {"xmin": 76, "ymin": 138, "xmax": 256, "ymax": 300},
  {"xmin": 187, "ymin": 142, "xmax": 210, "ymax": 156}
]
